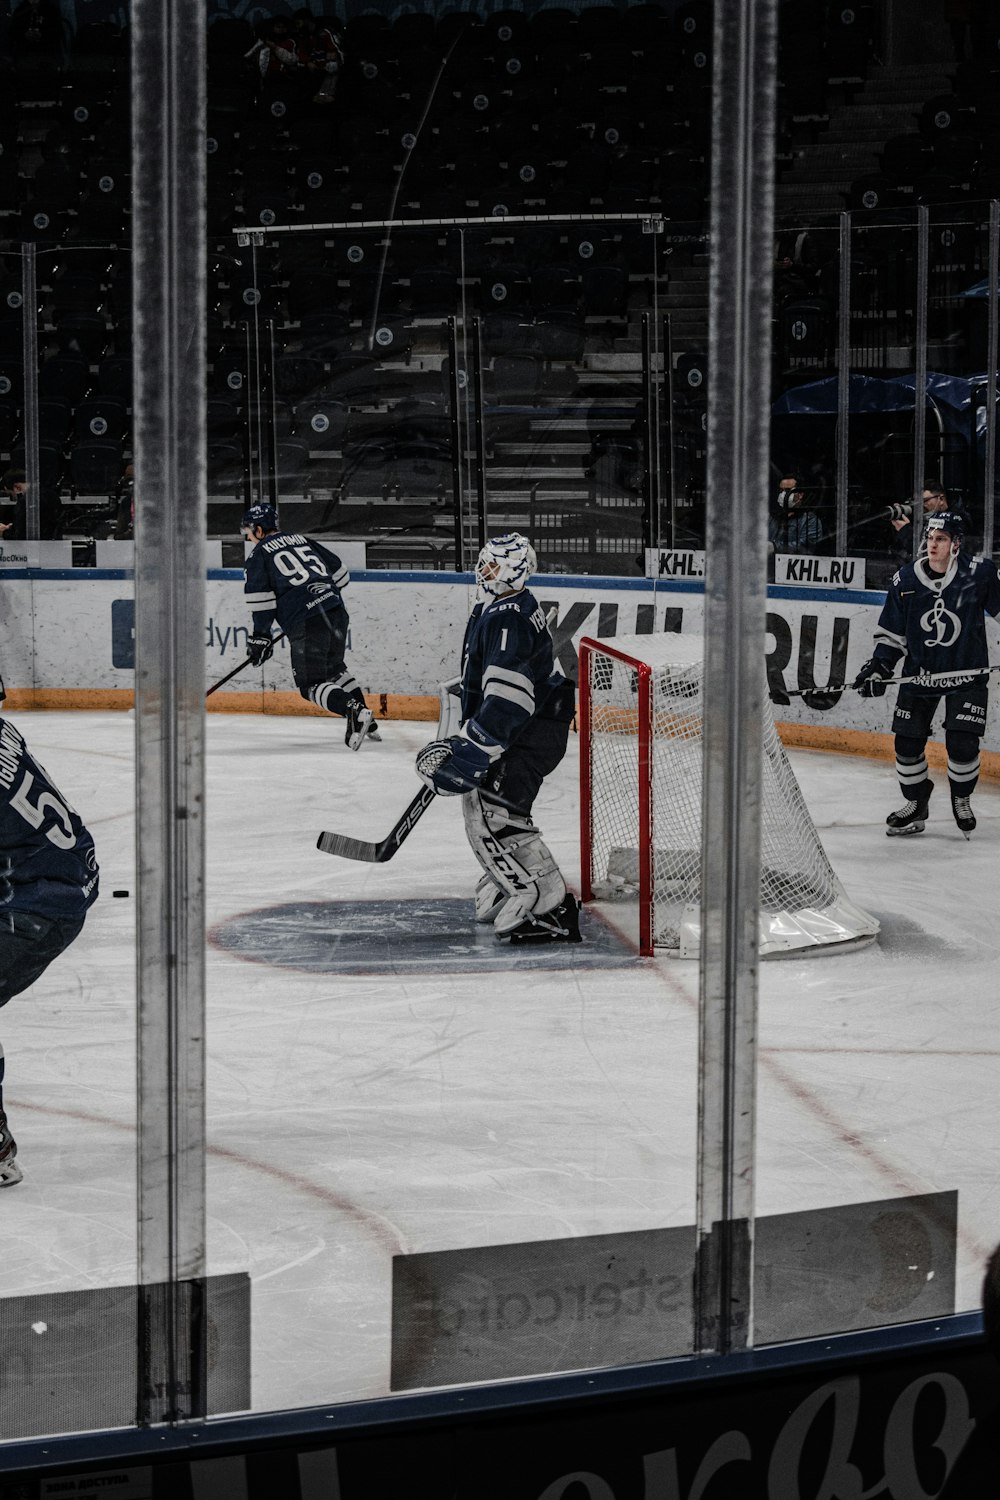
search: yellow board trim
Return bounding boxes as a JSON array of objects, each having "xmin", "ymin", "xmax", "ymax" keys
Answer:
[{"xmin": 3, "ymin": 688, "xmax": 440, "ymax": 722}]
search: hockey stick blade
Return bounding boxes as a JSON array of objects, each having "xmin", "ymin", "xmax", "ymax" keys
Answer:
[{"xmin": 317, "ymin": 782, "xmax": 437, "ymax": 863}]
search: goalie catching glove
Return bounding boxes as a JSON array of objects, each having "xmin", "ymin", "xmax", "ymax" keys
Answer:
[
  {"xmin": 247, "ymin": 634, "xmax": 275, "ymax": 667},
  {"xmin": 852, "ymin": 657, "xmax": 894, "ymax": 698},
  {"xmin": 416, "ymin": 726, "xmax": 502, "ymax": 796}
]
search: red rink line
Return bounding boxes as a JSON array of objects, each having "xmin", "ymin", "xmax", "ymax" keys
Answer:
[
  {"xmin": 652, "ymin": 963, "xmax": 998, "ymax": 1270},
  {"xmin": 8, "ymin": 1098, "xmax": 408, "ymax": 1261}
]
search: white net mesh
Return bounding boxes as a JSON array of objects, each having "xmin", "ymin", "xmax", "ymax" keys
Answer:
[{"xmin": 582, "ymin": 634, "xmax": 879, "ymax": 957}]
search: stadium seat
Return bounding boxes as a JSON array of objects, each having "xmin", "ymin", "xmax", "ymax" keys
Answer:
[
  {"xmin": 70, "ymin": 439, "xmax": 124, "ymax": 496},
  {"xmin": 38, "ymin": 353, "xmax": 91, "ymax": 405},
  {"xmin": 294, "ymin": 398, "xmax": 349, "ymax": 451},
  {"xmin": 36, "ymin": 399, "xmax": 72, "ymax": 445},
  {"xmin": 73, "ymin": 397, "xmax": 128, "ymax": 443},
  {"xmin": 97, "ymin": 356, "xmax": 133, "ymax": 405}
]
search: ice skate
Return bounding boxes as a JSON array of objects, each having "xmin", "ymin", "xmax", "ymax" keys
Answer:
[
  {"xmin": 0, "ymin": 1112, "xmax": 22, "ymax": 1188},
  {"xmin": 886, "ymin": 793, "xmax": 930, "ymax": 837},
  {"xmin": 504, "ymin": 894, "xmax": 583, "ymax": 945},
  {"xmin": 345, "ymin": 703, "xmax": 375, "ymax": 751},
  {"xmin": 951, "ymin": 794, "xmax": 976, "ymax": 840}
]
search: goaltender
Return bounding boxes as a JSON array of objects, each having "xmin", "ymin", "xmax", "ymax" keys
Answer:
[{"xmin": 853, "ymin": 510, "xmax": 1000, "ymax": 839}]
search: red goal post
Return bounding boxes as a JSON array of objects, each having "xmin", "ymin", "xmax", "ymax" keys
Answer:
[{"xmin": 578, "ymin": 633, "xmax": 879, "ymax": 959}]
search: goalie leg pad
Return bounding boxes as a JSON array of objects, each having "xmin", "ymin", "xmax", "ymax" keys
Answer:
[
  {"xmin": 463, "ymin": 793, "xmax": 566, "ymax": 933},
  {"xmin": 474, "ymin": 872, "xmax": 506, "ymax": 924}
]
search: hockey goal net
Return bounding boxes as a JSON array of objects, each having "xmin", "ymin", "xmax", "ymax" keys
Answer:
[{"xmin": 579, "ymin": 634, "xmax": 879, "ymax": 957}]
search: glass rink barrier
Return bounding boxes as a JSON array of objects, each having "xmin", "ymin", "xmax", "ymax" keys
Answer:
[{"xmin": 0, "ymin": 2, "xmax": 999, "ymax": 1492}]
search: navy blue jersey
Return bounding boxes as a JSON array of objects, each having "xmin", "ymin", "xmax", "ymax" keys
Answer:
[
  {"xmin": 460, "ymin": 589, "xmax": 567, "ymax": 748},
  {"xmin": 0, "ymin": 717, "xmax": 99, "ymax": 919},
  {"xmin": 244, "ymin": 531, "xmax": 350, "ymax": 636},
  {"xmin": 872, "ymin": 553, "xmax": 1000, "ymax": 692}
]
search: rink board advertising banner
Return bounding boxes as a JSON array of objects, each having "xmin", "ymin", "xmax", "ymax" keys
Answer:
[
  {"xmin": 5, "ymin": 568, "xmax": 1000, "ymax": 749},
  {"xmin": 389, "ymin": 1192, "xmax": 956, "ymax": 1390},
  {"xmin": 0, "ymin": 1273, "xmax": 249, "ymax": 1439},
  {"xmin": 0, "ymin": 1316, "xmax": 994, "ymax": 1498}
]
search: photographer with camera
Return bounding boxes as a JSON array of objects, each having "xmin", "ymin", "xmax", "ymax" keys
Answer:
[{"xmin": 886, "ymin": 482, "xmax": 965, "ymax": 563}]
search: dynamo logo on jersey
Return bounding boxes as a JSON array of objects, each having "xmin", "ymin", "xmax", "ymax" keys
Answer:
[{"xmin": 920, "ymin": 595, "xmax": 961, "ymax": 648}]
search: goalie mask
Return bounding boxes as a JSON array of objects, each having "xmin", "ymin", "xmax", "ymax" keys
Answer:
[
  {"xmin": 476, "ymin": 532, "xmax": 537, "ymax": 598},
  {"xmin": 241, "ymin": 503, "xmax": 279, "ymax": 535}
]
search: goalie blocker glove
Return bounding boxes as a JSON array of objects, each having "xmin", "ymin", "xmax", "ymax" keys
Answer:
[
  {"xmin": 853, "ymin": 657, "xmax": 894, "ymax": 697},
  {"xmin": 247, "ymin": 634, "xmax": 275, "ymax": 667},
  {"xmin": 416, "ymin": 727, "xmax": 502, "ymax": 796}
]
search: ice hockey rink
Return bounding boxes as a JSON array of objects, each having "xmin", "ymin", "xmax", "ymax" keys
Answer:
[{"xmin": 2, "ymin": 708, "xmax": 998, "ymax": 1416}]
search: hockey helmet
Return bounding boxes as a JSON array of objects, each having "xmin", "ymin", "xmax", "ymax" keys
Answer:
[
  {"xmin": 241, "ymin": 503, "xmax": 279, "ymax": 535},
  {"xmin": 476, "ymin": 532, "xmax": 537, "ymax": 597},
  {"xmin": 925, "ymin": 509, "xmax": 964, "ymax": 543}
]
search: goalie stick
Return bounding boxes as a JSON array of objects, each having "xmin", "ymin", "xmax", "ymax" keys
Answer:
[
  {"xmin": 317, "ymin": 772, "xmax": 522, "ymax": 863},
  {"xmin": 317, "ymin": 781, "xmax": 437, "ymax": 862},
  {"xmin": 783, "ymin": 663, "xmax": 1000, "ymax": 698}
]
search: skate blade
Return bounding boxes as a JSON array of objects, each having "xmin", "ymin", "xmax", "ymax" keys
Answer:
[
  {"xmin": 347, "ymin": 709, "xmax": 374, "ymax": 751},
  {"xmin": 885, "ymin": 821, "xmax": 926, "ymax": 837}
]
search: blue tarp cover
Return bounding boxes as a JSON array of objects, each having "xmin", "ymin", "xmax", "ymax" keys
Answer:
[{"xmin": 772, "ymin": 372, "xmax": 982, "ymax": 416}]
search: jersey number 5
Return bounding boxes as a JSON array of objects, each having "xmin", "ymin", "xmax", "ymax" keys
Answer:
[
  {"xmin": 10, "ymin": 771, "xmax": 76, "ymax": 850},
  {"xmin": 273, "ymin": 545, "xmax": 328, "ymax": 586}
]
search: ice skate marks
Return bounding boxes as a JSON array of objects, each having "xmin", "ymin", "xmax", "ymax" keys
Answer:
[{"xmin": 210, "ymin": 898, "xmax": 640, "ymax": 974}]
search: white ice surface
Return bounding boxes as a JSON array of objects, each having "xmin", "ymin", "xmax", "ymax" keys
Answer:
[{"xmin": 0, "ymin": 711, "xmax": 997, "ymax": 1415}]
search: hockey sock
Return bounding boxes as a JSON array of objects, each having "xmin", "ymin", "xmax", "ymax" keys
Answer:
[
  {"xmin": 308, "ymin": 671, "xmax": 360, "ymax": 717},
  {"xmin": 946, "ymin": 733, "xmax": 980, "ymax": 799},
  {"xmin": 894, "ymin": 739, "xmax": 929, "ymax": 802}
]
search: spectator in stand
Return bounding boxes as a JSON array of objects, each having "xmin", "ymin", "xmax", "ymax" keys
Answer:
[
  {"xmin": 245, "ymin": 14, "xmax": 301, "ymax": 97},
  {"xmin": 7, "ymin": 0, "xmax": 66, "ymax": 69},
  {"xmin": 768, "ymin": 472, "xmax": 823, "ymax": 556},
  {"xmin": 291, "ymin": 8, "xmax": 345, "ymax": 105},
  {"xmin": 112, "ymin": 462, "xmax": 135, "ymax": 541},
  {"xmin": 0, "ymin": 471, "xmax": 27, "ymax": 539},
  {"xmin": 0, "ymin": 469, "xmax": 62, "ymax": 541}
]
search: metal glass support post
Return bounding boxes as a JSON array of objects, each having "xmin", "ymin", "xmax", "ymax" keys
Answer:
[
  {"xmin": 20, "ymin": 244, "xmax": 40, "ymax": 540},
  {"xmin": 131, "ymin": 0, "xmax": 208, "ymax": 1425},
  {"xmin": 982, "ymin": 201, "xmax": 999, "ymax": 559},
  {"xmin": 640, "ymin": 313, "xmax": 654, "ymax": 545},
  {"xmin": 696, "ymin": 0, "xmax": 778, "ymax": 1357},
  {"xmin": 472, "ymin": 316, "xmax": 487, "ymax": 552},
  {"xmin": 911, "ymin": 205, "xmax": 930, "ymax": 558},
  {"xmin": 835, "ymin": 211, "xmax": 852, "ymax": 557}
]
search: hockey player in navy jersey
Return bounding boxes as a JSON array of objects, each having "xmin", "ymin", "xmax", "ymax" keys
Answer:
[
  {"xmin": 853, "ymin": 510, "xmax": 1000, "ymax": 838},
  {"xmin": 416, "ymin": 532, "xmax": 581, "ymax": 943},
  {"xmin": 0, "ymin": 713, "xmax": 99, "ymax": 1185},
  {"xmin": 241, "ymin": 505, "xmax": 379, "ymax": 750}
]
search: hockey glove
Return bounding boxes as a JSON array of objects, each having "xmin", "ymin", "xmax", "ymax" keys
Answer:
[
  {"xmin": 247, "ymin": 634, "xmax": 275, "ymax": 667},
  {"xmin": 416, "ymin": 735, "xmax": 494, "ymax": 796},
  {"xmin": 852, "ymin": 657, "xmax": 894, "ymax": 697}
]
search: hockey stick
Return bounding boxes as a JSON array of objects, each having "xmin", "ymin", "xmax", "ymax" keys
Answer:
[
  {"xmin": 317, "ymin": 773, "xmax": 524, "ymax": 863},
  {"xmin": 206, "ymin": 632, "xmax": 287, "ymax": 698},
  {"xmin": 317, "ymin": 781, "xmax": 437, "ymax": 862},
  {"xmin": 783, "ymin": 663, "xmax": 1000, "ymax": 698}
]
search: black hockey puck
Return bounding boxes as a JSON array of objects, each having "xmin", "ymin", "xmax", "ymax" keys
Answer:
[{"xmin": 112, "ymin": 889, "xmax": 130, "ymax": 898}]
